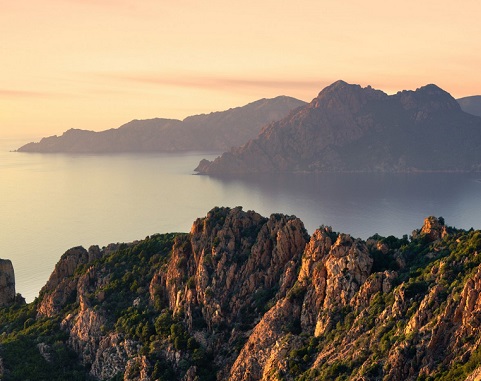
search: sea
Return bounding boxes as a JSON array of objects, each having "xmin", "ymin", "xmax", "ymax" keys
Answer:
[{"xmin": 2, "ymin": 138, "xmax": 481, "ymax": 302}]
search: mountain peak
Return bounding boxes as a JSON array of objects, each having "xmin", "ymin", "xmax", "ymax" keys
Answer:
[
  {"xmin": 318, "ymin": 80, "xmax": 359, "ymax": 96},
  {"xmin": 395, "ymin": 83, "xmax": 461, "ymax": 113},
  {"xmin": 415, "ymin": 83, "xmax": 455, "ymax": 100},
  {"xmin": 417, "ymin": 83, "xmax": 445, "ymax": 92},
  {"xmin": 312, "ymin": 80, "xmax": 387, "ymax": 113},
  {"xmin": 326, "ymin": 79, "xmax": 350, "ymax": 88}
]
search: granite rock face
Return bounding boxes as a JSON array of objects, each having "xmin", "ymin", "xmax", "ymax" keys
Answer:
[
  {"xmin": 0, "ymin": 259, "xmax": 15, "ymax": 306},
  {"xmin": 37, "ymin": 245, "xmax": 104, "ymax": 317},
  {"xmin": 35, "ymin": 207, "xmax": 310, "ymax": 380},
  {"xmin": 149, "ymin": 207, "xmax": 309, "ymax": 377},
  {"xmin": 5, "ymin": 211, "xmax": 481, "ymax": 380},
  {"xmin": 413, "ymin": 216, "xmax": 448, "ymax": 242}
]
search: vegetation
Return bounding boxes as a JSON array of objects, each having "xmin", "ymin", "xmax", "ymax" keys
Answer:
[
  {"xmin": 2, "ymin": 216, "xmax": 481, "ymax": 380},
  {"xmin": 0, "ymin": 302, "xmax": 93, "ymax": 380},
  {"xmin": 0, "ymin": 232, "xmax": 215, "ymax": 380},
  {"xmin": 286, "ymin": 224, "xmax": 481, "ymax": 381}
]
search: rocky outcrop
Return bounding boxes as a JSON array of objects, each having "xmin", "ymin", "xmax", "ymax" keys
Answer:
[
  {"xmin": 5, "ymin": 211, "xmax": 481, "ymax": 380},
  {"xmin": 229, "ymin": 297, "xmax": 302, "ymax": 380},
  {"xmin": 37, "ymin": 245, "xmax": 104, "ymax": 317},
  {"xmin": 228, "ymin": 227, "xmax": 377, "ymax": 379},
  {"xmin": 30, "ymin": 207, "xmax": 309, "ymax": 380},
  {"xmin": 17, "ymin": 96, "xmax": 306, "ymax": 153},
  {"xmin": 149, "ymin": 207, "xmax": 309, "ymax": 377},
  {"xmin": 35, "ymin": 243, "xmax": 136, "ymax": 378},
  {"xmin": 196, "ymin": 80, "xmax": 481, "ymax": 174},
  {"xmin": 224, "ymin": 217, "xmax": 481, "ymax": 380},
  {"xmin": 300, "ymin": 229, "xmax": 374, "ymax": 335},
  {"xmin": 0, "ymin": 259, "xmax": 16, "ymax": 306},
  {"xmin": 89, "ymin": 333, "xmax": 141, "ymax": 380},
  {"xmin": 412, "ymin": 216, "xmax": 448, "ymax": 242}
]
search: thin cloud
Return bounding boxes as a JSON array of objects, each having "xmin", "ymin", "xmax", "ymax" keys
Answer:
[
  {"xmin": 0, "ymin": 89, "xmax": 50, "ymax": 98},
  {"xmin": 100, "ymin": 72, "xmax": 327, "ymax": 94},
  {"xmin": 60, "ymin": 0, "xmax": 131, "ymax": 7}
]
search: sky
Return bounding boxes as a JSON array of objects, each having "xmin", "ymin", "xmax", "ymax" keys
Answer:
[{"xmin": 2, "ymin": 0, "xmax": 481, "ymax": 139}]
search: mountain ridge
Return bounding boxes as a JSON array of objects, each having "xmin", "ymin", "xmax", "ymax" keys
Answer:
[
  {"xmin": 196, "ymin": 81, "xmax": 481, "ymax": 174},
  {"xmin": 457, "ymin": 95, "xmax": 481, "ymax": 117},
  {"xmin": 1, "ymin": 208, "xmax": 481, "ymax": 380},
  {"xmin": 17, "ymin": 96, "xmax": 306, "ymax": 153}
]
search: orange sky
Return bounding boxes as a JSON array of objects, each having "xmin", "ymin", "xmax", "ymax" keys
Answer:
[{"xmin": 2, "ymin": 0, "xmax": 481, "ymax": 138}]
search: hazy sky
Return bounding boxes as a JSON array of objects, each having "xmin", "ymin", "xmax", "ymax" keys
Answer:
[{"xmin": 2, "ymin": 0, "xmax": 481, "ymax": 138}]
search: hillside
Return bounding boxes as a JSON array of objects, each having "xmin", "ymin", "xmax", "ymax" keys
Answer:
[
  {"xmin": 196, "ymin": 81, "xmax": 481, "ymax": 174},
  {"xmin": 458, "ymin": 95, "xmax": 481, "ymax": 117},
  {"xmin": 1, "ymin": 208, "xmax": 481, "ymax": 380},
  {"xmin": 16, "ymin": 97, "xmax": 306, "ymax": 153}
]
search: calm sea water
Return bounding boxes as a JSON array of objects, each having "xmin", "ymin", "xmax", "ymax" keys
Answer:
[{"xmin": 2, "ymin": 138, "xmax": 481, "ymax": 302}]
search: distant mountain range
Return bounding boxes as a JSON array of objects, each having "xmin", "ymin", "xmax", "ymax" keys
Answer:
[
  {"xmin": 17, "ymin": 96, "xmax": 306, "ymax": 153},
  {"xmin": 457, "ymin": 95, "xmax": 481, "ymax": 117},
  {"xmin": 196, "ymin": 81, "xmax": 481, "ymax": 174}
]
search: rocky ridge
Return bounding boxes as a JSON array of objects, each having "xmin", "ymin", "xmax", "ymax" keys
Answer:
[
  {"xmin": 1, "ymin": 209, "xmax": 481, "ymax": 380},
  {"xmin": 0, "ymin": 259, "xmax": 16, "ymax": 306},
  {"xmin": 196, "ymin": 81, "xmax": 481, "ymax": 174}
]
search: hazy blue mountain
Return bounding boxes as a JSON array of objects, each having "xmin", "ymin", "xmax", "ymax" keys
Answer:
[
  {"xmin": 457, "ymin": 95, "xmax": 481, "ymax": 117},
  {"xmin": 196, "ymin": 81, "xmax": 481, "ymax": 174},
  {"xmin": 17, "ymin": 96, "xmax": 306, "ymax": 153}
]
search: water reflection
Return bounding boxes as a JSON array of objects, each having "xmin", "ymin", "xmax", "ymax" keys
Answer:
[
  {"xmin": 2, "ymin": 137, "xmax": 481, "ymax": 301},
  {"xmin": 206, "ymin": 172, "xmax": 481, "ymax": 238}
]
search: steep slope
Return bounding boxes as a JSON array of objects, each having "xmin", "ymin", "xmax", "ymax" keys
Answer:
[
  {"xmin": 458, "ymin": 95, "xmax": 481, "ymax": 117},
  {"xmin": 2, "ymin": 209, "xmax": 481, "ymax": 380},
  {"xmin": 196, "ymin": 81, "xmax": 481, "ymax": 174},
  {"xmin": 17, "ymin": 96, "xmax": 306, "ymax": 153},
  {"xmin": 0, "ymin": 260, "xmax": 16, "ymax": 306}
]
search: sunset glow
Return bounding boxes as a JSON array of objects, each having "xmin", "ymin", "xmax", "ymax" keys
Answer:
[{"xmin": 2, "ymin": 0, "xmax": 481, "ymax": 138}]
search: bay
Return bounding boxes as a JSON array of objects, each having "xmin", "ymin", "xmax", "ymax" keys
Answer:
[{"xmin": 1, "ymin": 138, "xmax": 481, "ymax": 302}]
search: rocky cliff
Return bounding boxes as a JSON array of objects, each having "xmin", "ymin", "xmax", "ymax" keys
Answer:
[
  {"xmin": 17, "ymin": 96, "xmax": 306, "ymax": 153},
  {"xmin": 0, "ymin": 259, "xmax": 16, "ymax": 306},
  {"xmin": 1, "ymin": 209, "xmax": 481, "ymax": 380},
  {"xmin": 196, "ymin": 81, "xmax": 481, "ymax": 174}
]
